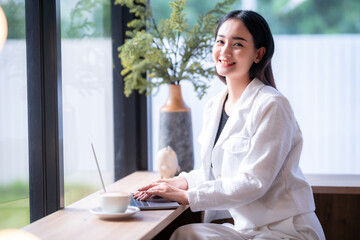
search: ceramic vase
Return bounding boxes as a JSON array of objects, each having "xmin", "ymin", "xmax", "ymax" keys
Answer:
[{"xmin": 159, "ymin": 84, "xmax": 194, "ymax": 173}]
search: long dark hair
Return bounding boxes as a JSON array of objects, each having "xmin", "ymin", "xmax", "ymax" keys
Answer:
[{"xmin": 214, "ymin": 10, "xmax": 276, "ymax": 89}]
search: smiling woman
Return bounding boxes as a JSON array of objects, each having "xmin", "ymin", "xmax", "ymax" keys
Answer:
[{"xmin": 138, "ymin": 9, "xmax": 326, "ymax": 239}]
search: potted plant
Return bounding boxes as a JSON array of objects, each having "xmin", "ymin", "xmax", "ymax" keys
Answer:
[{"xmin": 115, "ymin": 0, "xmax": 235, "ymax": 172}]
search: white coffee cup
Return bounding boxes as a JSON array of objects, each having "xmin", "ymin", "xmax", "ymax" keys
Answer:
[{"xmin": 99, "ymin": 192, "xmax": 131, "ymax": 213}]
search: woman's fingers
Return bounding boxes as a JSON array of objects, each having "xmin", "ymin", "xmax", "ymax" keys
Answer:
[
  {"xmin": 133, "ymin": 190, "xmax": 151, "ymax": 201},
  {"xmin": 132, "ymin": 191, "xmax": 143, "ymax": 198},
  {"xmin": 138, "ymin": 192, "xmax": 152, "ymax": 201},
  {"xmin": 134, "ymin": 181, "xmax": 165, "ymax": 200}
]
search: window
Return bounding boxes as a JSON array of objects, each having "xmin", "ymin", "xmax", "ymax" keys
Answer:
[
  {"xmin": 0, "ymin": 0, "xmax": 144, "ymax": 226},
  {"xmin": 150, "ymin": 0, "xmax": 360, "ymax": 174},
  {"xmin": 60, "ymin": 0, "xmax": 114, "ymax": 206},
  {"xmin": 0, "ymin": 0, "xmax": 29, "ymax": 229}
]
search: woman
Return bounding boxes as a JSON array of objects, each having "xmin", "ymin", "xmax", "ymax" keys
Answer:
[{"xmin": 134, "ymin": 10, "xmax": 325, "ymax": 239}]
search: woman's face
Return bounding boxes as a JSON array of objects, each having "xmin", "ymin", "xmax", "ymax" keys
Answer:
[{"xmin": 213, "ymin": 18, "xmax": 261, "ymax": 82}]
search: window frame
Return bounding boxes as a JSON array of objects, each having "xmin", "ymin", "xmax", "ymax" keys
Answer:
[
  {"xmin": 26, "ymin": 0, "xmax": 64, "ymax": 222},
  {"xmin": 111, "ymin": 4, "xmax": 149, "ymax": 181}
]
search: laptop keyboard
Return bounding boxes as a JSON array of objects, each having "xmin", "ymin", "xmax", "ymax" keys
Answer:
[{"xmin": 130, "ymin": 196, "xmax": 150, "ymax": 208}]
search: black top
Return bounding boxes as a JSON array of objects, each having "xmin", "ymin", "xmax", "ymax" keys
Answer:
[{"xmin": 213, "ymin": 94, "xmax": 229, "ymax": 147}]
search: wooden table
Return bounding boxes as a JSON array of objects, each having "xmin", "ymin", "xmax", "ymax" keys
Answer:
[
  {"xmin": 22, "ymin": 171, "xmax": 200, "ymax": 240},
  {"xmin": 304, "ymin": 174, "xmax": 360, "ymax": 239},
  {"xmin": 305, "ymin": 173, "xmax": 360, "ymax": 194}
]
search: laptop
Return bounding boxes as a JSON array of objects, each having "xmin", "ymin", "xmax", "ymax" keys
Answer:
[
  {"xmin": 130, "ymin": 195, "xmax": 180, "ymax": 210},
  {"xmin": 90, "ymin": 142, "xmax": 179, "ymax": 210}
]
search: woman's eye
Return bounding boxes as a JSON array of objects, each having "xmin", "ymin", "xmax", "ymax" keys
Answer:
[
  {"xmin": 234, "ymin": 43, "xmax": 243, "ymax": 47},
  {"xmin": 216, "ymin": 40, "xmax": 224, "ymax": 44}
]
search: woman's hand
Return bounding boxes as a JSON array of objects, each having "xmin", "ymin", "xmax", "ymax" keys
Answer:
[
  {"xmin": 133, "ymin": 177, "xmax": 189, "ymax": 205},
  {"xmin": 155, "ymin": 177, "xmax": 189, "ymax": 190}
]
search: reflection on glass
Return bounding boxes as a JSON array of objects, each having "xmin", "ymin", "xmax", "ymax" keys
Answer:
[
  {"xmin": 61, "ymin": 0, "xmax": 113, "ymax": 206},
  {"xmin": 0, "ymin": 0, "xmax": 29, "ymax": 229}
]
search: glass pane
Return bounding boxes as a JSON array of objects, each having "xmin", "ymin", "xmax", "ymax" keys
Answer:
[
  {"xmin": 150, "ymin": 0, "xmax": 360, "ymax": 174},
  {"xmin": 0, "ymin": 1, "xmax": 29, "ymax": 229},
  {"xmin": 60, "ymin": 0, "xmax": 113, "ymax": 206}
]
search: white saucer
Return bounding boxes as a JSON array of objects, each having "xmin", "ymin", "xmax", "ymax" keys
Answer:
[{"xmin": 90, "ymin": 206, "xmax": 140, "ymax": 219}]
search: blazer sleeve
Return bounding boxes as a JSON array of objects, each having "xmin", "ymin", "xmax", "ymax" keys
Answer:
[
  {"xmin": 187, "ymin": 95, "xmax": 299, "ymax": 212},
  {"xmin": 178, "ymin": 168, "xmax": 206, "ymax": 189}
]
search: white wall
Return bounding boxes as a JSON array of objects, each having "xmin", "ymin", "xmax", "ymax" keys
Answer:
[{"xmin": 274, "ymin": 35, "xmax": 360, "ymax": 174}]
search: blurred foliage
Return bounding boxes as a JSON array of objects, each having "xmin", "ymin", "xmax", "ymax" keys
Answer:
[
  {"xmin": 0, "ymin": 0, "xmax": 110, "ymax": 39},
  {"xmin": 0, "ymin": 198, "xmax": 29, "ymax": 229},
  {"xmin": 1, "ymin": 0, "xmax": 358, "ymax": 39},
  {"xmin": 62, "ymin": 0, "xmax": 111, "ymax": 38},
  {"xmin": 1, "ymin": 0, "xmax": 25, "ymax": 39},
  {"xmin": 151, "ymin": 0, "xmax": 239, "ymax": 29},
  {"xmin": 257, "ymin": 0, "xmax": 360, "ymax": 34},
  {"xmin": 0, "ymin": 181, "xmax": 28, "ymax": 204},
  {"xmin": 0, "ymin": 181, "xmax": 29, "ymax": 229}
]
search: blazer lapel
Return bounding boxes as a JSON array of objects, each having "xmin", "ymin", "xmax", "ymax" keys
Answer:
[
  {"xmin": 213, "ymin": 79, "xmax": 265, "ymax": 150},
  {"xmin": 198, "ymin": 87, "xmax": 228, "ymax": 172}
]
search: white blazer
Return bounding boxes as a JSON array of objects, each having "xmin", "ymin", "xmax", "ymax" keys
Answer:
[{"xmin": 180, "ymin": 78, "xmax": 315, "ymax": 231}]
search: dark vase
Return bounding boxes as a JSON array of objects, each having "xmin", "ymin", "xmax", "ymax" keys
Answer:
[{"xmin": 159, "ymin": 83, "xmax": 194, "ymax": 173}]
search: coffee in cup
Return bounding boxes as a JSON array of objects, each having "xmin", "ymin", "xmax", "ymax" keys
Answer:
[{"xmin": 99, "ymin": 192, "xmax": 131, "ymax": 213}]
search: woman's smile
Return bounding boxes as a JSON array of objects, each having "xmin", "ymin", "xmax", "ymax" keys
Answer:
[{"xmin": 219, "ymin": 59, "xmax": 236, "ymax": 66}]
